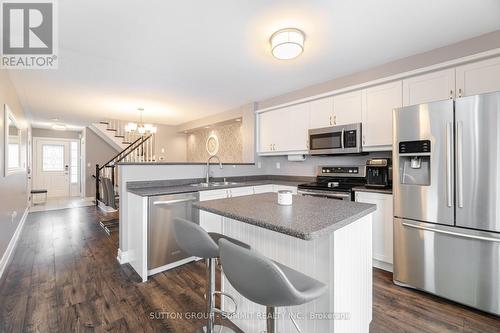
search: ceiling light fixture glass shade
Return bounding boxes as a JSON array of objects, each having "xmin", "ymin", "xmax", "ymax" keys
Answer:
[
  {"xmin": 52, "ymin": 124, "xmax": 67, "ymax": 131},
  {"xmin": 270, "ymin": 28, "xmax": 305, "ymax": 60},
  {"xmin": 124, "ymin": 108, "xmax": 157, "ymax": 135}
]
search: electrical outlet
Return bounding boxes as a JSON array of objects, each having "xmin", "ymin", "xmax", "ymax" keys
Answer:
[
  {"xmin": 276, "ymin": 162, "xmax": 280, "ymax": 169},
  {"xmin": 161, "ymin": 148, "xmax": 165, "ymax": 153},
  {"xmin": 257, "ymin": 162, "xmax": 262, "ymax": 169}
]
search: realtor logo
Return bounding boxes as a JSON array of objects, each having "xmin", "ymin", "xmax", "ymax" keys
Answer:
[{"xmin": 1, "ymin": 0, "xmax": 58, "ymax": 69}]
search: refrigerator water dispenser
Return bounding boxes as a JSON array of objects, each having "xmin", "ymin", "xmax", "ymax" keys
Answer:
[{"xmin": 398, "ymin": 140, "xmax": 431, "ymax": 186}]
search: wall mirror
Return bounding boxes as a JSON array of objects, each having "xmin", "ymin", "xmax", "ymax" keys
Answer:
[
  {"xmin": 4, "ymin": 104, "xmax": 22, "ymax": 176},
  {"xmin": 206, "ymin": 134, "xmax": 219, "ymax": 156}
]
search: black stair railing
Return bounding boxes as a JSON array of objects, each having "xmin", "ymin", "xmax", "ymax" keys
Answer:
[{"xmin": 95, "ymin": 134, "xmax": 153, "ymax": 206}]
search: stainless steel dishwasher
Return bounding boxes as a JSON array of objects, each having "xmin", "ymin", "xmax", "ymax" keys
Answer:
[{"xmin": 148, "ymin": 192, "xmax": 199, "ymax": 271}]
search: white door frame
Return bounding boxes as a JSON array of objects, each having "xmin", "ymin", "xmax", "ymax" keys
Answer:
[{"xmin": 32, "ymin": 137, "xmax": 82, "ymax": 198}]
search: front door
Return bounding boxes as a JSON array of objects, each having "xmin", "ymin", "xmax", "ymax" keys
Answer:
[{"xmin": 34, "ymin": 139, "xmax": 70, "ymax": 198}]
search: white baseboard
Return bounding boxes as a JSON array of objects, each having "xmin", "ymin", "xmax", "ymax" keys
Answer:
[
  {"xmin": 117, "ymin": 248, "xmax": 130, "ymax": 264},
  {"xmin": 0, "ymin": 206, "xmax": 29, "ymax": 279},
  {"xmin": 147, "ymin": 256, "xmax": 196, "ymax": 277},
  {"xmin": 373, "ymin": 259, "xmax": 393, "ymax": 272}
]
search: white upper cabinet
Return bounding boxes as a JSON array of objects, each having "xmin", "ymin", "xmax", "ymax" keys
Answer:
[
  {"xmin": 456, "ymin": 56, "xmax": 500, "ymax": 97},
  {"xmin": 309, "ymin": 97, "xmax": 334, "ymax": 129},
  {"xmin": 258, "ymin": 109, "xmax": 284, "ymax": 153},
  {"xmin": 402, "ymin": 68, "xmax": 455, "ymax": 106},
  {"xmin": 257, "ymin": 103, "xmax": 309, "ymax": 155},
  {"xmin": 284, "ymin": 103, "xmax": 310, "ymax": 152},
  {"xmin": 333, "ymin": 90, "xmax": 363, "ymax": 125},
  {"xmin": 362, "ymin": 81, "xmax": 402, "ymax": 150}
]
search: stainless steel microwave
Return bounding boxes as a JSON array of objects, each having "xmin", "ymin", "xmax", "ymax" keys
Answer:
[{"xmin": 308, "ymin": 123, "xmax": 362, "ymax": 155}]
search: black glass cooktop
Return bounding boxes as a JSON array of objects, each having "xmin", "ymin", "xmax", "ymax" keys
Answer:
[{"xmin": 298, "ymin": 177, "xmax": 366, "ymax": 192}]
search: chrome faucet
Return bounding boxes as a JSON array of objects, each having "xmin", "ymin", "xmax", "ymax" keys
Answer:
[{"xmin": 206, "ymin": 155, "xmax": 223, "ymax": 184}]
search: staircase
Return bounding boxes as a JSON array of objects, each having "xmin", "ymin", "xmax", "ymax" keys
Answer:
[{"xmin": 93, "ymin": 119, "xmax": 157, "ymax": 213}]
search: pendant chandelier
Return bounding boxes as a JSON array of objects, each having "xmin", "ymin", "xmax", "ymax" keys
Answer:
[{"xmin": 125, "ymin": 107, "xmax": 157, "ymax": 134}]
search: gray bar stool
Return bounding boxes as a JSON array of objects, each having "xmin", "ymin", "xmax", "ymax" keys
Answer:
[
  {"xmin": 219, "ymin": 239, "xmax": 327, "ymax": 333},
  {"xmin": 172, "ymin": 218, "xmax": 249, "ymax": 333}
]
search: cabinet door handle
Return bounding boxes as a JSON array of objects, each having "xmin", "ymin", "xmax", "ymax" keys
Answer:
[
  {"xmin": 458, "ymin": 88, "xmax": 462, "ymax": 98},
  {"xmin": 333, "ymin": 115, "xmax": 337, "ymax": 125},
  {"xmin": 449, "ymin": 90, "xmax": 454, "ymax": 99},
  {"xmin": 329, "ymin": 115, "xmax": 332, "ymax": 126}
]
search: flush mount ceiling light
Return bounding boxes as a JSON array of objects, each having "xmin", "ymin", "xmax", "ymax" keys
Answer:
[{"xmin": 270, "ymin": 28, "xmax": 305, "ymax": 60}]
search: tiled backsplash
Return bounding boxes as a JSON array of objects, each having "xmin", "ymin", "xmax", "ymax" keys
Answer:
[{"xmin": 186, "ymin": 122, "xmax": 243, "ymax": 163}]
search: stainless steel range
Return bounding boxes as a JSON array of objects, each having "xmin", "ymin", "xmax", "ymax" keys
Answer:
[{"xmin": 298, "ymin": 165, "xmax": 366, "ymax": 201}]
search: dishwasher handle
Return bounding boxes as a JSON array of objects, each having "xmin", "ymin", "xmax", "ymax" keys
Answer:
[{"xmin": 153, "ymin": 197, "xmax": 197, "ymax": 206}]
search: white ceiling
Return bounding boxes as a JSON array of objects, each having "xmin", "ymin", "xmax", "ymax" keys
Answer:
[{"xmin": 7, "ymin": 0, "xmax": 500, "ymax": 128}]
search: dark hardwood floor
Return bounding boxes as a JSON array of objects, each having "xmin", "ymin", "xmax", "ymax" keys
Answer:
[{"xmin": 0, "ymin": 206, "xmax": 499, "ymax": 333}]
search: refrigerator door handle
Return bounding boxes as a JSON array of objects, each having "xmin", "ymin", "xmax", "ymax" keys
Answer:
[
  {"xmin": 402, "ymin": 222, "xmax": 500, "ymax": 243},
  {"xmin": 456, "ymin": 121, "xmax": 464, "ymax": 208},
  {"xmin": 446, "ymin": 122, "xmax": 453, "ymax": 207}
]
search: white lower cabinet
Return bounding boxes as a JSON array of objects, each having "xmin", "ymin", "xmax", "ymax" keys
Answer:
[
  {"xmin": 253, "ymin": 184, "xmax": 274, "ymax": 194},
  {"xmin": 355, "ymin": 191, "xmax": 393, "ymax": 272},
  {"xmin": 199, "ymin": 189, "xmax": 228, "ymax": 234},
  {"xmin": 227, "ymin": 186, "xmax": 255, "ymax": 198}
]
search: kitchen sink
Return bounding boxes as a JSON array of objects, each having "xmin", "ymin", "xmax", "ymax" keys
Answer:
[
  {"xmin": 189, "ymin": 181, "xmax": 240, "ymax": 187},
  {"xmin": 211, "ymin": 181, "xmax": 240, "ymax": 186}
]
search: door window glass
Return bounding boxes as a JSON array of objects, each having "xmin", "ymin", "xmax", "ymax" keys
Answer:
[
  {"xmin": 70, "ymin": 141, "xmax": 78, "ymax": 184},
  {"xmin": 42, "ymin": 144, "xmax": 64, "ymax": 171}
]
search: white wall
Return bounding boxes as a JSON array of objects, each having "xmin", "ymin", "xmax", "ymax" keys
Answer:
[
  {"xmin": 154, "ymin": 124, "xmax": 187, "ymax": 162},
  {"xmin": 263, "ymin": 152, "xmax": 391, "ymax": 176},
  {"xmin": 0, "ymin": 70, "xmax": 30, "ymax": 275}
]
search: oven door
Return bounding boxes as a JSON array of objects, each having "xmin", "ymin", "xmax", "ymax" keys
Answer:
[
  {"xmin": 309, "ymin": 123, "xmax": 362, "ymax": 155},
  {"xmin": 298, "ymin": 189, "xmax": 351, "ymax": 201}
]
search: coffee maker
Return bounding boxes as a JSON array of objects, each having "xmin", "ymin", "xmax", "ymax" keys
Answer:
[{"xmin": 365, "ymin": 158, "xmax": 392, "ymax": 189}]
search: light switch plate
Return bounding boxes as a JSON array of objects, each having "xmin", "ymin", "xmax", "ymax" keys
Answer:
[{"xmin": 276, "ymin": 162, "xmax": 280, "ymax": 169}]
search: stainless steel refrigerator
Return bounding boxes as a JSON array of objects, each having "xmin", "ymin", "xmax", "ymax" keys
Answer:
[{"xmin": 393, "ymin": 92, "xmax": 500, "ymax": 316}]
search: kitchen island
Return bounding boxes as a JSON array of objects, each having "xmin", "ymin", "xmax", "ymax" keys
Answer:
[{"xmin": 194, "ymin": 193, "xmax": 376, "ymax": 333}]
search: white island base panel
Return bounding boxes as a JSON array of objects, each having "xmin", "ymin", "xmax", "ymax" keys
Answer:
[{"xmin": 221, "ymin": 214, "xmax": 373, "ymax": 333}]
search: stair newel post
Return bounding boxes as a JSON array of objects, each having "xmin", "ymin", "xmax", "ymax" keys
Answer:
[
  {"xmin": 111, "ymin": 165, "xmax": 115, "ymax": 189},
  {"xmin": 95, "ymin": 164, "xmax": 100, "ymax": 206}
]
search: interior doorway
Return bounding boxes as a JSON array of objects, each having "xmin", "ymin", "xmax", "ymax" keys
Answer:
[{"xmin": 33, "ymin": 137, "xmax": 81, "ymax": 198}]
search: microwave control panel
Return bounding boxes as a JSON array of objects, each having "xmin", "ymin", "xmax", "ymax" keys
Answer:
[{"xmin": 344, "ymin": 130, "xmax": 357, "ymax": 148}]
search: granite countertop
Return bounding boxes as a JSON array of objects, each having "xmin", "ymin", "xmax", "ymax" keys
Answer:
[
  {"xmin": 194, "ymin": 193, "xmax": 376, "ymax": 240},
  {"xmin": 126, "ymin": 176, "xmax": 311, "ymax": 197},
  {"xmin": 352, "ymin": 186, "xmax": 393, "ymax": 195}
]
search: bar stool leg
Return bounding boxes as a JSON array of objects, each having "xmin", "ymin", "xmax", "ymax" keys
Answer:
[
  {"xmin": 197, "ymin": 258, "xmax": 237, "ymax": 333},
  {"xmin": 266, "ymin": 306, "xmax": 277, "ymax": 333},
  {"xmin": 207, "ymin": 258, "xmax": 215, "ymax": 333}
]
